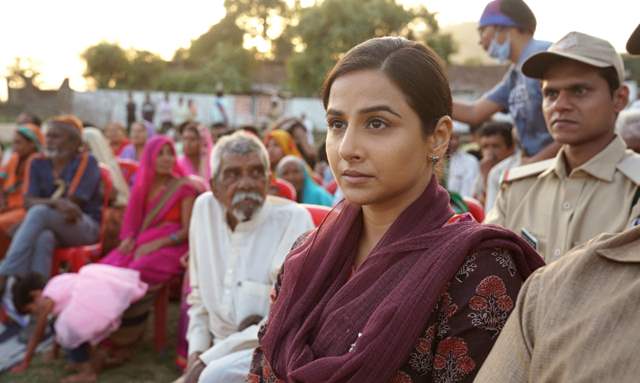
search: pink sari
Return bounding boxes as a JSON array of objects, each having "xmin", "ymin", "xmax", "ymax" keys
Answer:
[
  {"xmin": 177, "ymin": 124, "xmax": 213, "ymax": 184},
  {"xmin": 101, "ymin": 136, "xmax": 204, "ymax": 285}
]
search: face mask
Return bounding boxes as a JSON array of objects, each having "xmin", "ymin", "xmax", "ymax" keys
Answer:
[{"xmin": 488, "ymin": 32, "xmax": 511, "ymax": 62}]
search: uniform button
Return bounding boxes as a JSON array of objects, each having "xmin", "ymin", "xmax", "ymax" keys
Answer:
[
  {"xmin": 562, "ymin": 202, "xmax": 571, "ymax": 210},
  {"xmin": 553, "ymin": 249, "xmax": 561, "ymax": 257}
]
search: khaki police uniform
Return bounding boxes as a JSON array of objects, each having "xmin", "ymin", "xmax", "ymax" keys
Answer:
[
  {"xmin": 475, "ymin": 225, "xmax": 640, "ymax": 382},
  {"xmin": 485, "ymin": 135, "xmax": 640, "ymax": 262}
]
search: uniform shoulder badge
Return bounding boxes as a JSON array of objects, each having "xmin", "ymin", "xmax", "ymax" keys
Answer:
[
  {"xmin": 617, "ymin": 152, "xmax": 640, "ymax": 185},
  {"xmin": 500, "ymin": 159, "xmax": 554, "ymax": 184}
]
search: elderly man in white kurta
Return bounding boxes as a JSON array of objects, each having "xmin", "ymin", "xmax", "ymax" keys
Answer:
[{"xmin": 183, "ymin": 131, "xmax": 314, "ymax": 383}]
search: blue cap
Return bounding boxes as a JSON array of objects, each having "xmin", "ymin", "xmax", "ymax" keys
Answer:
[{"xmin": 479, "ymin": 0, "xmax": 519, "ymax": 29}]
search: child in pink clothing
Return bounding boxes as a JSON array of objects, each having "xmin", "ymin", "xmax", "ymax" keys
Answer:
[{"xmin": 10, "ymin": 264, "xmax": 147, "ymax": 383}]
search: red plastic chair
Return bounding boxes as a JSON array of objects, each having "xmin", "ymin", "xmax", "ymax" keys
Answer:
[
  {"xmin": 271, "ymin": 178, "xmax": 297, "ymax": 201},
  {"xmin": 301, "ymin": 203, "xmax": 331, "ymax": 227},
  {"xmin": 325, "ymin": 180, "xmax": 338, "ymax": 195},
  {"xmin": 50, "ymin": 165, "xmax": 114, "ymax": 275},
  {"xmin": 463, "ymin": 197, "xmax": 485, "ymax": 223},
  {"xmin": 117, "ymin": 158, "xmax": 139, "ymax": 185}
]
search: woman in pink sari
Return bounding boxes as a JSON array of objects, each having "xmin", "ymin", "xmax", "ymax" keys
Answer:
[
  {"xmin": 101, "ymin": 135, "xmax": 204, "ymax": 285},
  {"xmin": 177, "ymin": 122, "xmax": 213, "ymax": 185}
]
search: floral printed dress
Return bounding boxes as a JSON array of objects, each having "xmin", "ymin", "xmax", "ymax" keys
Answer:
[{"xmin": 248, "ymin": 247, "xmax": 522, "ymax": 383}]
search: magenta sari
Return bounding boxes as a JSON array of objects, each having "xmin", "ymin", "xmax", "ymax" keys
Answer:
[{"xmin": 101, "ymin": 136, "xmax": 204, "ymax": 285}]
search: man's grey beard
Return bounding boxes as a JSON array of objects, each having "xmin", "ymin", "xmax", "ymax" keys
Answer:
[
  {"xmin": 231, "ymin": 191, "xmax": 265, "ymax": 222},
  {"xmin": 44, "ymin": 149, "xmax": 62, "ymax": 158}
]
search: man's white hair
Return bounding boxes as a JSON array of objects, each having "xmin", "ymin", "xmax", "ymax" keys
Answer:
[
  {"xmin": 617, "ymin": 108, "xmax": 640, "ymax": 139},
  {"xmin": 210, "ymin": 130, "xmax": 270, "ymax": 181}
]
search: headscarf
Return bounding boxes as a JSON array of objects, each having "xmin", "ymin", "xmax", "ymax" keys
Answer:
[
  {"xmin": 0, "ymin": 124, "xmax": 44, "ymax": 196},
  {"xmin": 276, "ymin": 155, "xmax": 333, "ymax": 207},
  {"xmin": 261, "ymin": 176, "xmax": 544, "ymax": 382},
  {"xmin": 50, "ymin": 114, "xmax": 84, "ymax": 138},
  {"xmin": 119, "ymin": 136, "xmax": 186, "ymax": 240},
  {"xmin": 82, "ymin": 127, "xmax": 130, "ymax": 206},
  {"xmin": 264, "ymin": 129, "xmax": 304, "ymax": 160},
  {"xmin": 178, "ymin": 123, "xmax": 213, "ymax": 183},
  {"xmin": 16, "ymin": 124, "xmax": 45, "ymax": 152}
]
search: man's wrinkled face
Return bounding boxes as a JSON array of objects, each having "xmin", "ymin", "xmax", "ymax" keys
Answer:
[
  {"xmin": 212, "ymin": 151, "xmax": 269, "ymax": 224},
  {"xmin": 45, "ymin": 124, "xmax": 79, "ymax": 159}
]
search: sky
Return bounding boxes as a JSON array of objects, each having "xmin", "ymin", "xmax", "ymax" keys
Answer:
[{"xmin": 1, "ymin": 0, "xmax": 638, "ymax": 100}]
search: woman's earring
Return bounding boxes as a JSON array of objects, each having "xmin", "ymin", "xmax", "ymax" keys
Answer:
[{"xmin": 430, "ymin": 155, "xmax": 440, "ymax": 164}]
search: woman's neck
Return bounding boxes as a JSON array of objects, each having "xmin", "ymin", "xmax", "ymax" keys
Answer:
[{"xmin": 356, "ymin": 172, "xmax": 432, "ymax": 268}]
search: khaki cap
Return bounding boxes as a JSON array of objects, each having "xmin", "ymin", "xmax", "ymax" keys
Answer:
[
  {"xmin": 628, "ymin": 24, "xmax": 640, "ymax": 54},
  {"xmin": 522, "ymin": 31, "xmax": 624, "ymax": 84}
]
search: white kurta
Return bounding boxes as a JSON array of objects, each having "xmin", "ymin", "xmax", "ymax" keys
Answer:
[
  {"xmin": 447, "ymin": 150, "xmax": 480, "ymax": 198},
  {"xmin": 187, "ymin": 193, "xmax": 314, "ymax": 380}
]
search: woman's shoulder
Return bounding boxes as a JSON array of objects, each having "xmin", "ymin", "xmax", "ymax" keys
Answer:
[{"xmin": 178, "ymin": 174, "xmax": 208, "ymax": 194}]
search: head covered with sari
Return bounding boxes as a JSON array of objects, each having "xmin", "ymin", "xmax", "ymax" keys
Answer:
[
  {"xmin": 264, "ymin": 129, "xmax": 303, "ymax": 159},
  {"xmin": 178, "ymin": 122, "xmax": 213, "ymax": 182},
  {"xmin": 259, "ymin": 36, "xmax": 545, "ymax": 383},
  {"xmin": 276, "ymin": 155, "xmax": 333, "ymax": 206},
  {"xmin": 119, "ymin": 135, "xmax": 186, "ymax": 240},
  {"xmin": 82, "ymin": 127, "xmax": 130, "ymax": 206}
]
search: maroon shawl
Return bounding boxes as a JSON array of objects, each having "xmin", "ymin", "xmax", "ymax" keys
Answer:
[{"xmin": 260, "ymin": 176, "xmax": 544, "ymax": 382}]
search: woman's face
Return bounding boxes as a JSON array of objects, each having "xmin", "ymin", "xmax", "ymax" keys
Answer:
[
  {"xmin": 13, "ymin": 132, "xmax": 36, "ymax": 157},
  {"xmin": 266, "ymin": 139, "xmax": 285, "ymax": 168},
  {"xmin": 182, "ymin": 128, "xmax": 201, "ymax": 156},
  {"xmin": 131, "ymin": 123, "xmax": 148, "ymax": 145},
  {"xmin": 279, "ymin": 161, "xmax": 305, "ymax": 194},
  {"xmin": 325, "ymin": 69, "xmax": 444, "ymax": 210},
  {"xmin": 155, "ymin": 144, "xmax": 176, "ymax": 176}
]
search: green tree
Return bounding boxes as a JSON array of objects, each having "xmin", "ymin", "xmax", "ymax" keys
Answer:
[
  {"xmin": 81, "ymin": 42, "xmax": 129, "ymax": 88},
  {"xmin": 125, "ymin": 50, "xmax": 167, "ymax": 89},
  {"xmin": 285, "ymin": 0, "xmax": 455, "ymax": 96}
]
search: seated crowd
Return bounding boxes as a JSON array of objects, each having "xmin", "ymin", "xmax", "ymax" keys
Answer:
[{"xmin": 0, "ymin": 3, "xmax": 639, "ymax": 383}]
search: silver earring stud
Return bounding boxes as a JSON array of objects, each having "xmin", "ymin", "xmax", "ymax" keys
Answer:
[{"xmin": 431, "ymin": 155, "xmax": 440, "ymax": 164}]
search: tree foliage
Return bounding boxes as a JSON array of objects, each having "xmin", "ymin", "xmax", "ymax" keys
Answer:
[
  {"xmin": 82, "ymin": 42, "xmax": 129, "ymax": 88},
  {"xmin": 80, "ymin": 0, "xmax": 455, "ymax": 96},
  {"xmin": 285, "ymin": 0, "xmax": 456, "ymax": 95}
]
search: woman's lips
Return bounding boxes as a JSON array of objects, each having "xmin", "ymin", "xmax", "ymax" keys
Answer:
[{"xmin": 341, "ymin": 170, "xmax": 374, "ymax": 184}]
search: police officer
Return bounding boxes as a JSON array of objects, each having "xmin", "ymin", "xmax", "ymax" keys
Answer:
[{"xmin": 485, "ymin": 31, "xmax": 640, "ymax": 262}]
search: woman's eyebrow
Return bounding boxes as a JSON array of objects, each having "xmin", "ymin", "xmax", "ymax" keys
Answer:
[
  {"xmin": 326, "ymin": 108, "xmax": 344, "ymax": 116},
  {"xmin": 358, "ymin": 105, "xmax": 402, "ymax": 118}
]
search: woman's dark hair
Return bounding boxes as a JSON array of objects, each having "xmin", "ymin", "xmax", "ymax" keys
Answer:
[
  {"xmin": 321, "ymin": 37, "xmax": 452, "ymax": 137},
  {"xmin": 478, "ymin": 121, "xmax": 514, "ymax": 148},
  {"xmin": 182, "ymin": 122, "xmax": 200, "ymax": 137},
  {"xmin": 12, "ymin": 273, "xmax": 46, "ymax": 314}
]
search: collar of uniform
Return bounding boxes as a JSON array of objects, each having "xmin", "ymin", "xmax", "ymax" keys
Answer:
[
  {"xmin": 596, "ymin": 225, "xmax": 640, "ymax": 263},
  {"xmin": 540, "ymin": 135, "xmax": 626, "ymax": 182}
]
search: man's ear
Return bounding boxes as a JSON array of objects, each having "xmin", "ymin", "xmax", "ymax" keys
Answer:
[{"xmin": 613, "ymin": 85, "xmax": 630, "ymax": 113}]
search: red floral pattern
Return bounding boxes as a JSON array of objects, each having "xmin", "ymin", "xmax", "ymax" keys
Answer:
[
  {"xmin": 433, "ymin": 337, "xmax": 476, "ymax": 382},
  {"xmin": 468, "ymin": 275, "xmax": 514, "ymax": 336}
]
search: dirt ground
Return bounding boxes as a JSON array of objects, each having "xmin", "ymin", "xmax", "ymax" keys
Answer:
[{"xmin": 0, "ymin": 302, "xmax": 183, "ymax": 383}]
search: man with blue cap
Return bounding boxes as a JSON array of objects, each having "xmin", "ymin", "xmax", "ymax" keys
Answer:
[{"xmin": 453, "ymin": 0, "xmax": 558, "ymax": 165}]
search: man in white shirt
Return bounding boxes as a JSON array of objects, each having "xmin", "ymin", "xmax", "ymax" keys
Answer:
[
  {"xmin": 446, "ymin": 132, "xmax": 480, "ymax": 198},
  {"xmin": 183, "ymin": 131, "xmax": 314, "ymax": 383}
]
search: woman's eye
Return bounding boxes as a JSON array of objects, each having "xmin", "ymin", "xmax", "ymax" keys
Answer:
[
  {"xmin": 328, "ymin": 119, "xmax": 346, "ymax": 130},
  {"xmin": 366, "ymin": 118, "xmax": 388, "ymax": 129}
]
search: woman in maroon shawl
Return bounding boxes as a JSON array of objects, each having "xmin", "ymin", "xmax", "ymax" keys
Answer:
[{"xmin": 247, "ymin": 37, "xmax": 544, "ymax": 383}]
